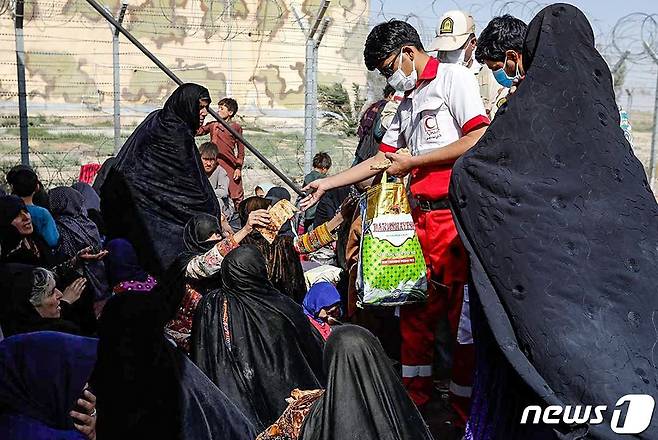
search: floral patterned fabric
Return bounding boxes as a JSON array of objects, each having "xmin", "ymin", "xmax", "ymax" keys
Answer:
[
  {"xmin": 257, "ymin": 389, "xmax": 324, "ymax": 440},
  {"xmin": 185, "ymin": 237, "xmax": 238, "ymax": 280}
]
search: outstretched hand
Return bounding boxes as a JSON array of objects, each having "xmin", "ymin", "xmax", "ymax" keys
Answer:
[
  {"xmin": 300, "ymin": 179, "xmax": 327, "ymax": 211},
  {"xmin": 77, "ymin": 247, "xmax": 108, "ymax": 262}
]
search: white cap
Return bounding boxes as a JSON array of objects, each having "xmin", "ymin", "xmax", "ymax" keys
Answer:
[{"xmin": 428, "ymin": 10, "xmax": 476, "ymax": 52}]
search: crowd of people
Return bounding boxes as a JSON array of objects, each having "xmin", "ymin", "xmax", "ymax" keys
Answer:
[{"xmin": 1, "ymin": 3, "xmax": 657, "ymax": 440}]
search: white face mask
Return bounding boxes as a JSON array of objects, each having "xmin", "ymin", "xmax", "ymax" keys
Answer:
[
  {"xmin": 439, "ymin": 48, "xmax": 473, "ymax": 67},
  {"xmin": 387, "ymin": 50, "xmax": 417, "ymax": 92},
  {"xmin": 439, "ymin": 48, "xmax": 465, "ymax": 64}
]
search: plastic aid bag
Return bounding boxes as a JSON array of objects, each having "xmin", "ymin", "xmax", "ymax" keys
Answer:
[{"xmin": 356, "ymin": 173, "xmax": 427, "ymax": 307}]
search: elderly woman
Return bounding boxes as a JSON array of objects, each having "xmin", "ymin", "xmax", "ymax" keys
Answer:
[
  {"xmin": 0, "ymin": 331, "xmax": 98, "ymax": 440},
  {"xmin": 0, "ymin": 266, "xmax": 86, "ymax": 336}
]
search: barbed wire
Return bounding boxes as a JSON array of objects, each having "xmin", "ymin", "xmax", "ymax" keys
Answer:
[{"xmin": 0, "ymin": 0, "xmax": 656, "ymax": 189}]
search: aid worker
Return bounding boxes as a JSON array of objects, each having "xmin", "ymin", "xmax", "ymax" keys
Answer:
[
  {"xmin": 301, "ymin": 19, "xmax": 490, "ymax": 425},
  {"xmin": 429, "ymin": 10, "xmax": 507, "ymax": 119}
]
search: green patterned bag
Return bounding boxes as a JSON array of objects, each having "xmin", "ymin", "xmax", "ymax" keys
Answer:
[{"xmin": 356, "ymin": 174, "xmax": 427, "ymax": 307}]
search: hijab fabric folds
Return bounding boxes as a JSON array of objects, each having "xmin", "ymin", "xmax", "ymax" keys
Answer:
[
  {"xmin": 49, "ymin": 186, "xmax": 110, "ymax": 302},
  {"xmin": 450, "ymin": 4, "xmax": 658, "ymax": 438},
  {"xmin": 91, "ymin": 292, "xmax": 257, "ymax": 440},
  {"xmin": 0, "ymin": 331, "xmax": 97, "ymax": 439},
  {"xmin": 183, "ymin": 213, "xmax": 222, "ymax": 254},
  {"xmin": 71, "ymin": 182, "xmax": 101, "ymax": 213},
  {"xmin": 105, "ymin": 238, "xmax": 150, "ymax": 286},
  {"xmin": 191, "ymin": 245, "xmax": 324, "ymax": 430},
  {"xmin": 100, "ymin": 83, "xmax": 219, "ymax": 277},
  {"xmin": 300, "ymin": 325, "xmax": 433, "ymax": 440},
  {"xmin": 0, "ymin": 196, "xmax": 31, "ymax": 262}
]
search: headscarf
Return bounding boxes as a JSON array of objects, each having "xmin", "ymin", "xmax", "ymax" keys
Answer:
[
  {"xmin": 302, "ymin": 282, "xmax": 341, "ymax": 324},
  {"xmin": 449, "ymin": 4, "xmax": 658, "ymax": 438},
  {"xmin": 91, "ymin": 292, "xmax": 256, "ymax": 440},
  {"xmin": 50, "ymin": 186, "xmax": 110, "ymax": 302},
  {"xmin": 0, "ymin": 264, "xmax": 80, "ymax": 337},
  {"xmin": 105, "ymin": 238, "xmax": 150, "ymax": 286},
  {"xmin": 300, "ymin": 325, "xmax": 433, "ymax": 440},
  {"xmin": 0, "ymin": 331, "xmax": 97, "ymax": 439},
  {"xmin": 191, "ymin": 245, "xmax": 324, "ymax": 431},
  {"xmin": 264, "ymin": 186, "xmax": 291, "ymax": 204},
  {"xmin": 265, "ymin": 187, "xmax": 295, "ymax": 238},
  {"xmin": 0, "ymin": 196, "xmax": 54, "ymax": 271},
  {"xmin": 92, "ymin": 156, "xmax": 116, "ymax": 194},
  {"xmin": 0, "ymin": 195, "xmax": 26, "ymax": 259},
  {"xmin": 183, "ymin": 213, "xmax": 221, "ymax": 254},
  {"xmin": 72, "ymin": 181, "xmax": 101, "ymax": 213},
  {"xmin": 255, "ymin": 182, "xmax": 275, "ymax": 196},
  {"xmin": 100, "ymin": 83, "xmax": 220, "ymax": 277}
]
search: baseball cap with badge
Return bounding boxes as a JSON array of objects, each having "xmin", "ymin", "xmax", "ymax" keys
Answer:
[{"xmin": 428, "ymin": 10, "xmax": 476, "ymax": 52}]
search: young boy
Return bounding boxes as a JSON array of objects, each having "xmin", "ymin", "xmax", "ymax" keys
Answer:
[
  {"xmin": 197, "ymin": 97, "xmax": 245, "ymax": 207},
  {"xmin": 303, "ymin": 152, "xmax": 332, "ymax": 231},
  {"xmin": 302, "ymin": 19, "xmax": 489, "ymax": 421}
]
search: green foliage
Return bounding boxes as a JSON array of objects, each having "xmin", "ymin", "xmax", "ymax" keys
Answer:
[{"xmin": 318, "ymin": 82, "xmax": 366, "ymax": 136}]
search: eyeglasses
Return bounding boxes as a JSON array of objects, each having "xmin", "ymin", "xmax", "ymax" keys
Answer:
[{"xmin": 378, "ymin": 48, "xmax": 403, "ymax": 78}]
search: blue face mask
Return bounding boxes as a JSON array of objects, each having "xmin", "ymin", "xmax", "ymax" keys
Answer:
[{"xmin": 493, "ymin": 55, "xmax": 520, "ymax": 88}]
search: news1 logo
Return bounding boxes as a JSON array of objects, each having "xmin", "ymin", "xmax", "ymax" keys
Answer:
[{"xmin": 521, "ymin": 395, "xmax": 655, "ymax": 434}]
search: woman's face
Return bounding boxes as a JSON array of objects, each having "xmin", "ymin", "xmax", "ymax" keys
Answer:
[
  {"xmin": 35, "ymin": 286, "xmax": 63, "ymax": 319},
  {"xmin": 11, "ymin": 209, "xmax": 33, "ymax": 235},
  {"xmin": 199, "ymin": 99, "xmax": 210, "ymax": 127}
]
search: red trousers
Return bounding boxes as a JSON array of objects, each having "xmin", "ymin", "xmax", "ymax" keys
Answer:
[{"xmin": 400, "ymin": 208, "xmax": 474, "ymax": 425}]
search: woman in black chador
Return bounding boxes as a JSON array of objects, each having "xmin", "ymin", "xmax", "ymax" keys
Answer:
[
  {"xmin": 450, "ymin": 4, "xmax": 658, "ymax": 439},
  {"xmin": 100, "ymin": 83, "xmax": 220, "ymax": 277}
]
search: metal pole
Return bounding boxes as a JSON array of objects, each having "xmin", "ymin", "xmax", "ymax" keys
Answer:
[
  {"xmin": 611, "ymin": 50, "xmax": 629, "ymax": 75},
  {"xmin": 226, "ymin": 0, "xmax": 232, "ymax": 97},
  {"xmin": 650, "ymin": 71, "xmax": 658, "ymax": 184},
  {"xmin": 113, "ymin": 3, "xmax": 128, "ymax": 154},
  {"xmin": 310, "ymin": 43, "xmax": 318, "ymax": 162},
  {"xmin": 294, "ymin": 3, "xmax": 330, "ymax": 175},
  {"xmin": 14, "ymin": 0, "xmax": 29, "ymax": 166},
  {"xmin": 643, "ymin": 42, "xmax": 658, "ymax": 186},
  {"xmin": 304, "ymin": 39, "xmax": 314, "ymax": 175},
  {"xmin": 84, "ymin": 0, "xmax": 303, "ymax": 196}
]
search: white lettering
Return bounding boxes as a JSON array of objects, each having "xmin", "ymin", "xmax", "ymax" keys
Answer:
[
  {"xmin": 520, "ymin": 406, "xmax": 542, "ymax": 424},
  {"xmin": 611, "ymin": 395, "xmax": 655, "ymax": 434},
  {"xmin": 562, "ymin": 405, "xmax": 593, "ymax": 424},
  {"xmin": 520, "ymin": 395, "xmax": 654, "ymax": 432},
  {"xmin": 542, "ymin": 406, "xmax": 563, "ymax": 424},
  {"xmin": 591, "ymin": 405, "xmax": 607, "ymax": 424}
]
